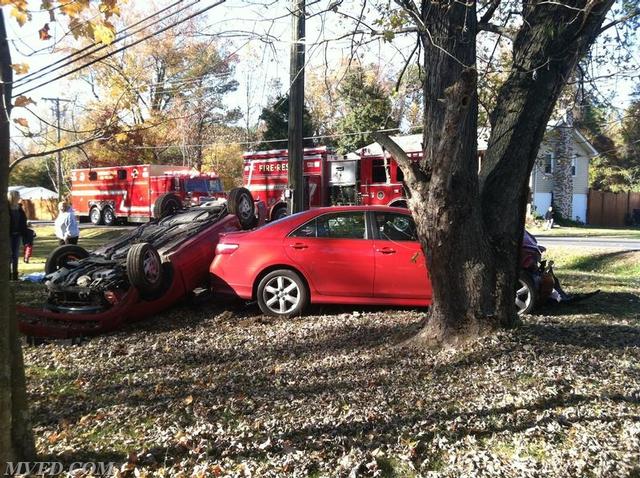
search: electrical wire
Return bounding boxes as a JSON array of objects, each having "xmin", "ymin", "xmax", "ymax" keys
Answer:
[
  {"xmin": 13, "ymin": 0, "xmax": 197, "ymax": 88},
  {"xmin": 13, "ymin": 0, "xmax": 227, "ymax": 98}
]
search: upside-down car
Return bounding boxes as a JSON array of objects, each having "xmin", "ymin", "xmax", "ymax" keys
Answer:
[{"xmin": 18, "ymin": 188, "xmax": 262, "ymax": 338}]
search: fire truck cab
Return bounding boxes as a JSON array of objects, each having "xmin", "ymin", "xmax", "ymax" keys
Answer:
[
  {"xmin": 243, "ymin": 144, "xmax": 419, "ymax": 220},
  {"xmin": 71, "ymin": 164, "xmax": 225, "ymax": 225}
]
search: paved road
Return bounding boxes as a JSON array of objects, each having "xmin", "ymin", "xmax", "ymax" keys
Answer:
[{"xmin": 537, "ymin": 236, "xmax": 640, "ymax": 250}]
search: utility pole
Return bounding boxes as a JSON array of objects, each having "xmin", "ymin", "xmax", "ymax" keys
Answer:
[
  {"xmin": 287, "ymin": 0, "xmax": 305, "ymax": 213},
  {"xmin": 42, "ymin": 97, "xmax": 71, "ymax": 202}
]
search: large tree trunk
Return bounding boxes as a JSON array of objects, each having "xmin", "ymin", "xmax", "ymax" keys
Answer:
[
  {"xmin": 380, "ymin": 0, "xmax": 614, "ymax": 346},
  {"xmin": 0, "ymin": 9, "xmax": 35, "ymax": 471}
]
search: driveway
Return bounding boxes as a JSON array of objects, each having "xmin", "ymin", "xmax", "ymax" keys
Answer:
[{"xmin": 538, "ymin": 236, "xmax": 640, "ymax": 251}]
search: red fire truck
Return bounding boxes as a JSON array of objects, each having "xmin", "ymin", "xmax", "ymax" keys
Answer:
[
  {"xmin": 71, "ymin": 164, "xmax": 225, "ymax": 225},
  {"xmin": 243, "ymin": 144, "xmax": 421, "ymax": 220}
]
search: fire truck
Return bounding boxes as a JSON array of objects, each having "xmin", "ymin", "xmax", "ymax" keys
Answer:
[
  {"xmin": 243, "ymin": 144, "xmax": 421, "ymax": 220},
  {"xmin": 71, "ymin": 164, "xmax": 225, "ymax": 225}
]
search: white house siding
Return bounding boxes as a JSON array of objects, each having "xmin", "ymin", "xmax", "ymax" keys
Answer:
[
  {"xmin": 533, "ymin": 192, "xmax": 552, "ymax": 216},
  {"xmin": 572, "ymin": 148, "xmax": 590, "ymax": 195},
  {"xmin": 572, "ymin": 194, "xmax": 588, "ymax": 223}
]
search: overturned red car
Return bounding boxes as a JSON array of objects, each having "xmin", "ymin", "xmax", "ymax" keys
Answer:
[{"xmin": 18, "ymin": 188, "xmax": 261, "ymax": 338}]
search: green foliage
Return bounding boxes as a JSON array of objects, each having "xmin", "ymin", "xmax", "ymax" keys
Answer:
[
  {"xmin": 9, "ymin": 158, "xmax": 55, "ymax": 190},
  {"xmin": 580, "ymin": 89, "xmax": 640, "ymax": 192},
  {"xmin": 334, "ymin": 67, "xmax": 398, "ymax": 154},
  {"xmin": 256, "ymin": 94, "xmax": 315, "ymax": 150}
]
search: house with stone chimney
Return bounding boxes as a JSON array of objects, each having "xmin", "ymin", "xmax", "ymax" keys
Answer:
[
  {"xmin": 352, "ymin": 122, "xmax": 598, "ymax": 223},
  {"xmin": 528, "ymin": 118, "xmax": 599, "ymax": 222}
]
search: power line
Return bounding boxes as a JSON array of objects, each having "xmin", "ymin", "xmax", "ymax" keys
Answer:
[
  {"xmin": 13, "ymin": 0, "xmax": 197, "ymax": 89},
  {"xmin": 13, "ymin": 0, "xmax": 227, "ymax": 98}
]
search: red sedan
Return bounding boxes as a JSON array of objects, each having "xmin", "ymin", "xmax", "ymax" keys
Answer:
[{"xmin": 209, "ymin": 206, "xmax": 433, "ymax": 316}]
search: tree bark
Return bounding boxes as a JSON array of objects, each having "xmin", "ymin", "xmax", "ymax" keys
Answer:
[
  {"xmin": 384, "ymin": 0, "xmax": 615, "ymax": 346},
  {"xmin": 0, "ymin": 9, "xmax": 35, "ymax": 470}
]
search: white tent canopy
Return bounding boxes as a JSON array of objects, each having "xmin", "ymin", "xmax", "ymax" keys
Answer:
[{"xmin": 8, "ymin": 186, "xmax": 58, "ymax": 200}]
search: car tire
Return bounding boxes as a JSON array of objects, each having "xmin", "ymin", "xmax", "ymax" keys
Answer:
[
  {"xmin": 271, "ymin": 205, "xmax": 288, "ymax": 221},
  {"xmin": 515, "ymin": 271, "xmax": 537, "ymax": 315},
  {"xmin": 45, "ymin": 245, "xmax": 90, "ymax": 274},
  {"xmin": 102, "ymin": 206, "xmax": 116, "ymax": 226},
  {"xmin": 89, "ymin": 207, "xmax": 103, "ymax": 225},
  {"xmin": 154, "ymin": 193, "xmax": 181, "ymax": 219},
  {"xmin": 257, "ymin": 269, "xmax": 308, "ymax": 317},
  {"xmin": 126, "ymin": 243, "xmax": 164, "ymax": 295},
  {"xmin": 228, "ymin": 187, "xmax": 257, "ymax": 230}
]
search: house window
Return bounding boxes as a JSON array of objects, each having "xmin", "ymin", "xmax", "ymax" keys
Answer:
[
  {"xmin": 543, "ymin": 152, "xmax": 555, "ymax": 174},
  {"xmin": 117, "ymin": 169, "xmax": 127, "ymax": 180},
  {"xmin": 571, "ymin": 154, "xmax": 577, "ymax": 176},
  {"xmin": 88, "ymin": 171, "xmax": 97, "ymax": 181}
]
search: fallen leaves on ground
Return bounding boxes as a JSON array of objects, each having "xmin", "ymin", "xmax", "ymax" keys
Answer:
[{"xmin": 24, "ymin": 296, "xmax": 640, "ymax": 477}]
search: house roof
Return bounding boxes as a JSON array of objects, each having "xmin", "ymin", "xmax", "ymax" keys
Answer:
[
  {"xmin": 348, "ymin": 124, "xmax": 598, "ymax": 158},
  {"xmin": 346, "ymin": 131, "xmax": 489, "ymax": 159}
]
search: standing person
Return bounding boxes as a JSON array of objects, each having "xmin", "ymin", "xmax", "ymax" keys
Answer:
[
  {"xmin": 544, "ymin": 206, "xmax": 554, "ymax": 230},
  {"xmin": 8, "ymin": 190, "xmax": 28, "ymax": 280},
  {"xmin": 54, "ymin": 201, "xmax": 80, "ymax": 245},
  {"xmin": 23, "ymin": 221, "xmax": 36, "ymax": 263}
]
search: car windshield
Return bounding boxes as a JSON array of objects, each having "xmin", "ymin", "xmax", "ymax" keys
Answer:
[{"xmin": 185, "ymin": 178, "xmax": 223, "ymax": 194}]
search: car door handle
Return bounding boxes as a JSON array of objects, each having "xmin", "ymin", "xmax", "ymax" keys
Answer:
[
  {"xmin": 290, "ymin": 243, "xmax": 308, "ymax": 250},
  {"xmin": 376, "ymin": 247, "xmax": 396, "ymax": 254}
]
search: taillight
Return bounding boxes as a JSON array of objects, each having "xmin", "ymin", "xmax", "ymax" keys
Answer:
[
  {"xmin": 104, "ymin": 291, "xmax": 118, "ymax": 304},
  {"xmin": 216, "ymin": 243, "xmax": 239, "ymax": 254}
]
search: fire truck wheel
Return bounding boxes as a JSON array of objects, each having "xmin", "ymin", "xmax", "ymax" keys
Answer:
[
  {"xmin": 154, "ymin": 193, "xmax": 181, "ymax": 219},
  {"xmin": 89, "ymin": 207, "xmax": 103, "ymax": 225},
  {"xmin": 102, "ymin": 207, "xmax": 116, "ymax": 226},
  {"xmin": 271, "ymin": 206, "xmax": 288, "ymax": 221},
  {"xmin": 228, "ymin": 187, "xmax": 257, "ymax": 230},
  {"xmin": 45, "ymin": 245, "xmax": 90, "ymax": 274},
  {"xmin": 127, "ymin": 243, "xmax": 164, "ymax": 295}
]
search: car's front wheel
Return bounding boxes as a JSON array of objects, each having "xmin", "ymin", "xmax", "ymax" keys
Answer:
[
  {"xmin": 515, "ymin": 272, "xmax": 537, "ymax": 315},
  {"xmin": 257, "ymin": 269, "xmax": 308, "ymax": 317}
]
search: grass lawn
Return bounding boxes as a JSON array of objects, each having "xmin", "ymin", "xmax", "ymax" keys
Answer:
[
  {"xmin": 13, "ymin": 229, "xmax": 640, "ymax": 477},
  {"xmin": 529, "ymin": 224, "xmax": 640, "ymax": 239},
  {"xmin": 18, "ymin": 225, "xmax": 129, "ymax": 276}
]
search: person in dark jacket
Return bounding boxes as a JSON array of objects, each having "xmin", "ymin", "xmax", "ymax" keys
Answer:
[{"xmin": 8, "ymin": 190, "xmax": 28, "ymax": 280}]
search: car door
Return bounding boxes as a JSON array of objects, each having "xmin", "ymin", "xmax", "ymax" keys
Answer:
[
  {"xmin": 372, "ymin": 211, "xmax": 431, "ymax": 300},
  {"xmin": 284, "ymin": 211, "xmax": 375, "ymax": 297}
]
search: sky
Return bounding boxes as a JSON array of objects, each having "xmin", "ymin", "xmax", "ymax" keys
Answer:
[{"xmin": 5, "ymin": 0, "xmax": 639, "ymax": 155}]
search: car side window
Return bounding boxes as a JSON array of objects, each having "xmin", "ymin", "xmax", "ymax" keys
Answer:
[
  {"xmin": 375, "ymin": 212, "xmax": 418, "ymax": 242},
  {"xmin": 290, "ymin": 219, "xmax": 317, "ymax": 238},
  {"xmin": 314, "ymin": 212, "xmax": 366, "ymax": 239}
]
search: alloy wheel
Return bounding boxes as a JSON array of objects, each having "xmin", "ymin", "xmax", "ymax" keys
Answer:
[
  {"xmin": 515, "ymin": 279, "xmax": 532, "ymax": 315},
  {"xmin": 143, "ymin": 250, "xmax": 161, "ymax": 283},
  {"xmin": 262, "ymin": 275, "xmax": 300, "ymax": 315}
]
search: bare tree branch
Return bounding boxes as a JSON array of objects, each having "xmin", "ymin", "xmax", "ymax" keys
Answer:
[
  {"xmin": 478, "ymin": 22, "xmax": 515, "ymax": 40},
  {"xmin": 598, "ymin": 7, "xmax": 640, "ymax": 33},
  {"xmin": 9, "ymin": 134, "xmax": 103, "ymax": 172},
  {"xmin": 479, "ymin": 0, "xmax": 502, "ymax": 24}
]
